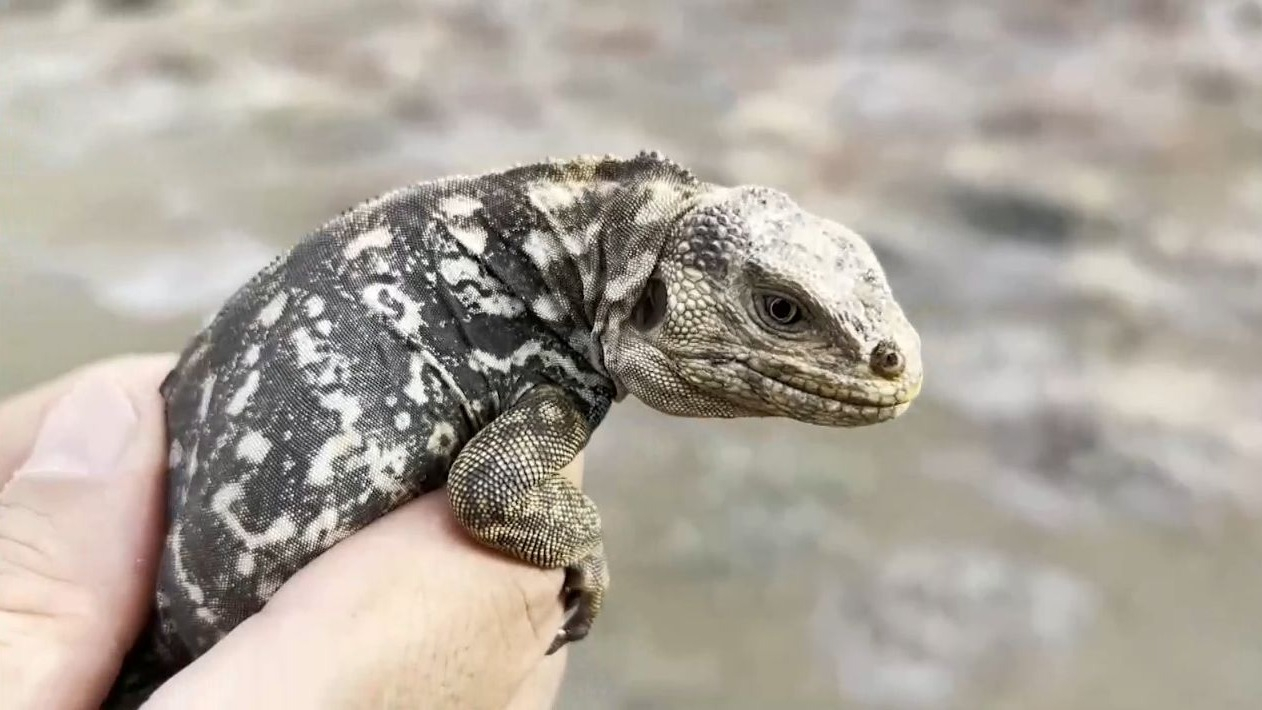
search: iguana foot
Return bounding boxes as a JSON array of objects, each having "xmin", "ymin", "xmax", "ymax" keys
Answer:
[{"xmin": 549, "ymin": 546, "xmax": 608, "ymax": 654}]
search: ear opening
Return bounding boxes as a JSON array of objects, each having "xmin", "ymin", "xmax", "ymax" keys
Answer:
[{"xmin": 630, "ymin": 277, "xmax": 668, "ymax": 332}]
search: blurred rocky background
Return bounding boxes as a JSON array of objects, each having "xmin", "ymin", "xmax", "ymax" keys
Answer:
[{"xmin": 2, "ymin": 0, "xmax": 1260, "ymax": 707}]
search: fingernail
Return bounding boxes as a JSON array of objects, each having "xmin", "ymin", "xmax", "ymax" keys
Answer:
[{"xmin": 15, "ymin": 376, "xmax": 139, "ymax": 480}]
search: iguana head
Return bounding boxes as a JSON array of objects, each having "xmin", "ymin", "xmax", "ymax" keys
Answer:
[{"xmin": 611, "ymin": 185, "xmax": 923, "ymax": 427}]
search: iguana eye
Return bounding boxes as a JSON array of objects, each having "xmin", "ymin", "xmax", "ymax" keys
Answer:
[{"xmin": 756, "ymin": 293, "xmax": 806, "ymax": 330}]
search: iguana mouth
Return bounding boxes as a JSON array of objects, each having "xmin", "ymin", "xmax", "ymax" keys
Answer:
[{"xmin": 736, "ymin": 360, "xmax": 919, "ymax": 412}]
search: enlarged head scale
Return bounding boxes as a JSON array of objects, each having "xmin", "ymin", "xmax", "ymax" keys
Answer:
[{"xmin": 612, "ymin": 185, "xmax": 923, "ymax": 427}]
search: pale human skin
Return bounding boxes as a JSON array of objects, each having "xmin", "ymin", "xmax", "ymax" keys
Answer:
[{"xmin": 0, "ymin": 354, "xmax": 574, "ymax": 710}]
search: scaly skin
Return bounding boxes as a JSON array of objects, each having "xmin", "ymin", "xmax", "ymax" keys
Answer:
[{"xmin": 105, "ymin": 151, "xmax": 922, "ymax": 707}]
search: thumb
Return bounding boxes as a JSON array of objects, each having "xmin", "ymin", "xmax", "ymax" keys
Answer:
[{"xmin": 0, "ymin": 366, "xmax": 168, "ymax": 710}]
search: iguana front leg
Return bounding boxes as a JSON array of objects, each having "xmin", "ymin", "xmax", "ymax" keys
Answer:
[{"xmin": 447, "ymin": 384, "xmax": 607, "ymax": 653}]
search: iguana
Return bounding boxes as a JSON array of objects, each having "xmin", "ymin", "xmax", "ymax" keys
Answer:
[{"xmin": 106, "ymin": 151, "xmax": 923, "ymax": 705}]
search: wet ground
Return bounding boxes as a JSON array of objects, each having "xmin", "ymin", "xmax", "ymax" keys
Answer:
[{"xmin": 2, "ymin": 1, "xmax": 1261, "ymax": 708}]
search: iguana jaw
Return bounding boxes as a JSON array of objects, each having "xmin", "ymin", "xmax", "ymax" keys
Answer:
[{"xmin": 675, "ymin": 352, "xmax": 922, "ymax": 427}]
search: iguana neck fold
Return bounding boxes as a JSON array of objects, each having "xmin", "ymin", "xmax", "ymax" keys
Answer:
[{"xmin": 494, "ymin": 154, "xmax": 703, "ymax": 396}]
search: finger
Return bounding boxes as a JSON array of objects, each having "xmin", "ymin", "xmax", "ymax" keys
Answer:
[
  {"xmin": 0, "ymin": 358, "xmax": 173, "ymax": 710},
  {"xmin": 145, "ymin": 453, "xmax": 586, "ymax": 709},
  {"xmin": 0, "ymin": 354, "xmax": 177, "ymax": 485}
]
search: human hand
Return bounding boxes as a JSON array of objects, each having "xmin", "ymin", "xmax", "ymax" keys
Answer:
[{"xmin": 0, "ymin": 355, "xmax": 575, "ymax": 709}]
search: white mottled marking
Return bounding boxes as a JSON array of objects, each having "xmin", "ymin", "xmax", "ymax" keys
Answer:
[
  {"xmin": 440, "ymin": 195, "xmax": 482, "ymax": 217},
  {"xmin": 605, "ymin": 251, "xmax": 659, "ymax": 302},
  {"xmin": 405, "ymin": 347, "xmax": 478, "ymax": 428},
  {"xmin": 362, "ymin": 440, "xmax": 410, "ymax": 495},
  {"xmin": 634, "ymin": 182, "xmax": 683, "ymax": 224},
  {"xmin": 522, "ymin": 229, "xmax": 558, "ymax": 266},
  {"xmin": 343, "ymin": 226, "xmax": 393, "ymax": 259},
  {"xmin": 370, "ymin": 253, "xmax": 392, "ymax": 275},
  {"xmin": 426, "ymin": 422, "xmax": 456, "ymax": 454},
  {"xmin": 235, "ymin": 430, "xmax": 272, "ymax": 464},
  {"xmin": 573, "ymin": 217, "xmax": 600, "ymax": 258},
  {"xmin": 305, "ymin": 295, "xmax": 325, "ymax": 318},
  {"xmin": 315, "ymin": 362, "xmax": 340, "ymax": 387},
  {"xmin": 394, "ymin": 411, "xmax": 412, "ymax": 430},
  {"xmin": 361, "ymin": 283, "xmax": 423, "ymax": 335},
  {"xmin": 449, "ymin": 224, "xmax": 489, "ymax": 254},
  {"xmin": 258, "ymin": 516, "xmax": 297, "ymax": 545},
  {"xmin": 243, "ymin": 344, "xmax": 262, "ymax": 367},
  {"xmin": 197, "ymin": 375, "xmax": 217, "ymax": 420},
  {"xmin": 470, "ymin": 341, "xmax": 608, "ymax": 389},
  {"xmin": 440, "ymin": 196, "xmax": 489, "ymax": 253},
  {"xmin": 404, "ymin": 352, "xmax": 431, "ymax": 405},
  {"xmin": 469, "ymin": 341, "xmax": 542, "ymax": 375},
  {"xmin": 301, "ymin": 508, "xmax": 342, "ymax": 545},
  {"xmin": 292, "ymin": 327, "xmax": 322, "ymax": 367},
  {"xmin": 225, "ymin": 370, "xmax": 261, "ymax": 415},
  {"xmin": 169, "ymin": 527, "xmax": 206, "ymax": 605},
  {"xmin": 309, "ymin": 390, "xmax": 364, "ymax": 484},
  {"xmin": 210, "ymin": 483, "xmax": 298, "ymax": 548},
  {"xmin": 316, "ymin": 319, "xmax": 333, "ymax": 336},
  {"xmin": 532, "ymin": 294, "xmax": 565, "ymax": 321},
  {"xmin": 527, "ymin": 180, "xmax": 582, "ymax": 213},
  {"xmin": 478, "ymin": 293, "xmax": 524, "ymax": 317},
  {"xmin": 439, "ymin": 256, "xmax": 524, "ymax": 316},
  {"xmin": 438, "ymin": 256, "xmax": 484, "ymax": 285},
  {"xmin": 181, "ymin": 441, "xmax": 199, "ymax": 503},
  {"xmin": 257, "ymin": 292, "xmax": 289, "ymax": 326}
]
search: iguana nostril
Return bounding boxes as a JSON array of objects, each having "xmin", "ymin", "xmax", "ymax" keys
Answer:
[{"xmin": 870, "ymin": 340, "xmax": 905, "ymax": 378}]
